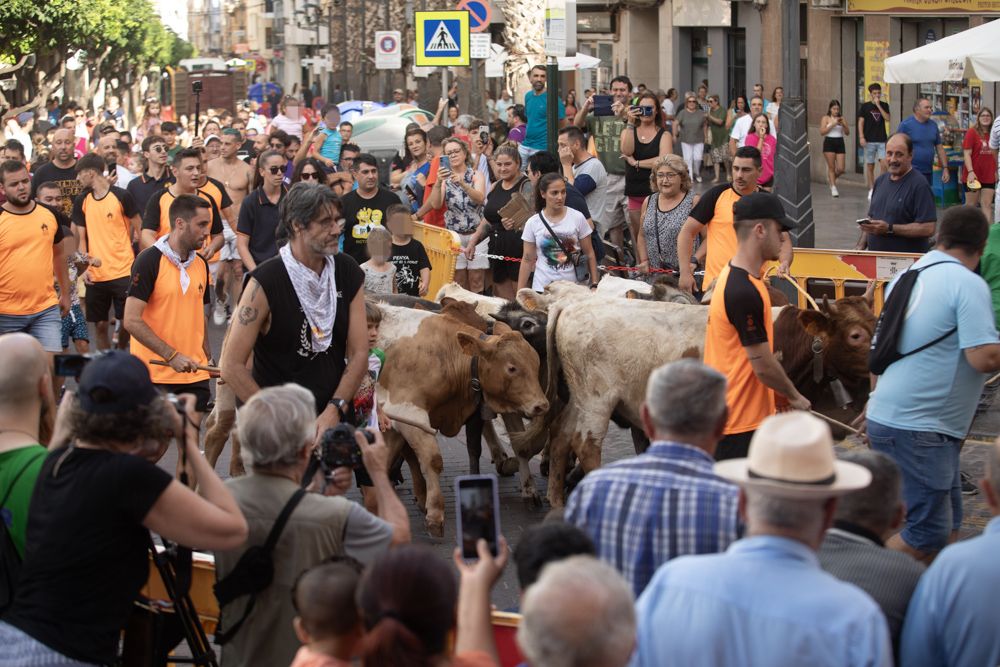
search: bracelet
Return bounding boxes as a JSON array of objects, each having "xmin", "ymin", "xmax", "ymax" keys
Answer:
[{"xmin": 165, "ymin": 350, "xmax": 178, "ymax": 362}]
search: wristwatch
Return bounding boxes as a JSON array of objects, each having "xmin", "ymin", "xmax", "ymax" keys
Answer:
[
  {"xmin": 328, "ymin": 397, "xmax": 348, "ymax": 418},
  {"xmin": 887, "ymin": 223, "xmax": 894, "ymax": 236}
]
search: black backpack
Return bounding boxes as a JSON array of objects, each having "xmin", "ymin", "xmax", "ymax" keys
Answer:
[
  {"xmin": 0, "ymin": 451, "xmax": 45, "ymax": 612},
  {"xmin": 869, "ymin": 261, "xmax": 956, "ymax": 375},
  {"xmin": 212, "ymin": 488, "xmax": 306, "ymax": 644}
]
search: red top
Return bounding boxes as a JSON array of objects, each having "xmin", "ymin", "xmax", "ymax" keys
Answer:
[{"xmin": 962, "ymin": 127, "xmax": 997, "ymax": 185}]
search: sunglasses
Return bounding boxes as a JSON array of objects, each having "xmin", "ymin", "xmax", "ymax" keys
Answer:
[
  {"xmin": 270, "ymin": 143, "xmax": 285, "ymax": 150},
  {"xmin": 150, "ymin": 145, "xmax": 167, "ymax": 154},
  {"xmin": 268, "ymin": 165, "xmax": 287, "ymax": 175},
  {"xmin": 299, "ymin": 171, "xmax": 319, "ymax": 180}
]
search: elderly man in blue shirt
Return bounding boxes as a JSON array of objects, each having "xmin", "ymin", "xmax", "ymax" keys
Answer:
[
  {"xmin": 899, "ymin": 438, "xmax": 1000, "ymax": 667},
  {"xmin": 565, "ymin": 359, "xmax": 741, "ymax": 597},
  {"xmin": 631, "ymin": 411, "xmax": 892, "ymax": 667}
]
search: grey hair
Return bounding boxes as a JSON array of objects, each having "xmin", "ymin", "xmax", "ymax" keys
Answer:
[
  {"xmin": 745, "ymin": 490, "xmax": 827, "ymax": 538},
  {"xmin": 454, "ymin": 114, "xmax": 476, "ymax": 131},
  {"xmin": 833, "ymin": 450, "xmax": 902, "ymax": 535},
  {"xmin": 645, "ymin": 359, "xmax": 727, "ymax": 438},
  {"xmin": 279, "ymin": 182, "xmax": 341, "ymax": 240},
  {"xmin": 517, "ymin": 556, "xmax": 635, "ymax": 667},
  {"xmin": 237, "ymin": 383, "xmax": 316, "ymax": 469}
]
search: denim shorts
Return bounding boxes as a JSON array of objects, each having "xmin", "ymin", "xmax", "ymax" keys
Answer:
[
  {"xmin": 867, "ymin": 419, "xmax": 962, "ymax": 553},
  {"xmin": 0, "ymin": 305, "xmax": 63, "ymax": 352},
  {"xmin": 863, "ymin": 142, "xmax": 886, "ymax": 164}
]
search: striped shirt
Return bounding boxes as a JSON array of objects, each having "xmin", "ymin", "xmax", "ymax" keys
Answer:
[{"xmin": 565, "ymin": 440, "xmax": 741, "ymax": 597}]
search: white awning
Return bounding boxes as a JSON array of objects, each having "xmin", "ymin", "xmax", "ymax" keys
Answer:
[{"xmin": 884, "ymin": 21, "xmax": 1000, "ymax": 83}]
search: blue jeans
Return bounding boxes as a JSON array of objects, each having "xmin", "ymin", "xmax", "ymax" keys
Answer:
[
  {"xmin": 0, "ymin": 305, "xmax": 62, "ymax": 352},
  {"xmin": 867, "ymin": 420, "xmax": 962, "ymax": 553}
]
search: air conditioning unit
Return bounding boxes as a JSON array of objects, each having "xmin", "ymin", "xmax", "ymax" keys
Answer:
[{"xmin": 811, "ymin": 0, "xmax": 843, "ymax": 8}]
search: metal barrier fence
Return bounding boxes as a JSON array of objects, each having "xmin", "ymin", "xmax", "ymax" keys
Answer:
[
  {"xmin": 412, "ymin": 221, "xmax": 461, "ymax": 298},
  {"xmin": 766, "ymin": 248, "xmax": 923, "ymax": 316}
]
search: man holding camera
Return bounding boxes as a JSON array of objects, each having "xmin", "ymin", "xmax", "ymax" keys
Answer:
[
  {"xmin": 215, "ymin": 384, "xmax": 409, "ymax": 667},
  {"xmin": 124, "ymin": 194, "xmax": 215, "ymax": 418}
]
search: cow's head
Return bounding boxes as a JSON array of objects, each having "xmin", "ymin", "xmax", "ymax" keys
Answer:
[
  {"xmin": 456, "ymin": 330, "xmax": 549, "ymax": 419},
  {"xmin": 797, "ymin": 295, "xmax": 876, "ymax": 384},
  {"xmin": 492, "ymin": 303, "xmax": 548, "ymax": 357}
]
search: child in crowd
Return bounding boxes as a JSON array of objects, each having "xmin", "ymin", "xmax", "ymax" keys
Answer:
[
  {"xmin": 290, "ymin": 559, "xmax": 365, "ymax": 667},
  {"xmin": 351, "ymin": 301, "xmax": 390, "ymax": 512},
  {"xmin": 57, "ymin": 228, "xmax": 100, "ymax": 354},
  {"xmin": 386, "ymin": 204, "xmax": 432, "ymax": 297},
  {"xmin": 360, "ymin": 226, "xmax": 396, "ymax": 295}
]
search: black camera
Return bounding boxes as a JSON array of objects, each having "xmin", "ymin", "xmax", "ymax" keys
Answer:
[
  {"xmin": 192, "ymin": 80, "xmax": 203, "ymax": 94},
  {"xmin": 53, "ymin": 353, "xmax": 94, "ymax": 377},
  {"xmin": 317, "ymin": 423, "xmax": 373, "ymax": 472}
]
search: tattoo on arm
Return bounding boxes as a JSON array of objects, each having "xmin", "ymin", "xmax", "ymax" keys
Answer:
[{"xmin": 238, "ymin": 305, "xmax": 258, "ymax": 325}]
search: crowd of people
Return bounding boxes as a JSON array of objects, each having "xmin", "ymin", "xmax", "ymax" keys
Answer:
[{"xmin": 1, "ymin": 66, "xmax": 1000, "ymax": 667}]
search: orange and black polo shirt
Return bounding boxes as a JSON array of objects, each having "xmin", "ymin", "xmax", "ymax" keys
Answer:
[
  {"xmin": 704, "ymin": 262, "xmax": 775, "ymax": 435},
  {"xmin": 0, "ymin": 203, "xmax": 66, "ymax": 315},
  {"xmin": 127, "ymin": 245, "xmax": 211, "ymax": 385},
  {"xmin": 688, "ymin": 183, "xmax": 759, "ymax": 289},
  {"xmin": 71, "ymin": 186, "xmax": 139, "ymax": 282},
  {"xmin": 141, "ymin": 187, "xmax": 224, "ymax": 241}
]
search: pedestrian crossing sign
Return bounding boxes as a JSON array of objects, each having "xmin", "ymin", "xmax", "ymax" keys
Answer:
[{"xmin": 415, "ymin": 11, "xmax": 470, "ymax": 67}]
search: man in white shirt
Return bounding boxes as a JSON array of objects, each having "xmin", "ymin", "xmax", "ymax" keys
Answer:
[
  {"xmin": 729, "ymin": 96, "xmax": 777, "ymax": 155},
  {"xmin": 662, "ymin": 89, "xmax": 678, "ymax": 132}
]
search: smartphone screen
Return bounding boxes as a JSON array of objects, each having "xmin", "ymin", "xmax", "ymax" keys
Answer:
[
  {"xmin": 593, "ymin": 95, "xmax": 614, "ymax": 116},
  {"xmin": 456, "ymin": 475, "xmax": 500, "ymax": 559},
  {"xmin": 856, "ymin": 218, "xmax": 870, "ymax": 226}
]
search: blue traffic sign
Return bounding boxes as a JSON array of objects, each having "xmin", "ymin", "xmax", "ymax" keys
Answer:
[{"xmin": 458, "ymin": 0, "xmax": 492, "ymax": 33}]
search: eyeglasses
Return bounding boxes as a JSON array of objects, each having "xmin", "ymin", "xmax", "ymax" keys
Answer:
[
  {"xmin": 268, "ymin": 165, "xmax": 287, "ymax": 175},
  {"xmin": 150, "ymin": 145, "xmax": 167, "ymax": 154},
  {"xmin": 656, "ymin": 172, "xmax": 680, "ymax": 180},
  {"xmin": 299, "ymin": 171, "xmax": 319, "ymax": 180},
  {"xmin": 445, "ymin": 149, "xmax": 463, "ymax": 157}
]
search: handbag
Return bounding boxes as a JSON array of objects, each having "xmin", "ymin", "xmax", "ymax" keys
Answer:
[{"xmin": 537, "ymin": 211, "xmax": 590, "ymax": 284}]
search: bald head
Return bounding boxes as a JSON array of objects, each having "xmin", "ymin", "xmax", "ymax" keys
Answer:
[
  {"xmin": 51, "ymin": 128, "xmax": 76, "ymax": 164},
  {"xmin": 0, "ymin": 333, "xmax": 49, "ymax": 408}
]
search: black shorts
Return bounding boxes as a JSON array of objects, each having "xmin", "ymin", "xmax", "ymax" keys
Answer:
[
  {"xmin": 716, "ymin": 430, "xmax": 754, "ymax": 461},
  {"xmin": 85, "ymin": 276, "xmax": 130, "ymax": 323},
  {"xmin": 964, "ymin": 182, "xmax": 996, "ymax": 193},
  {"xmin": 823, "ymin": 137, "xmax": 846, "ymax": 155},
  {"xmin": 156, "ymin": 380, "xmax": 212, "ymax": 413}
]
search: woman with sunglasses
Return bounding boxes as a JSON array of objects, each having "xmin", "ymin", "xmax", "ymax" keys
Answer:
[
  {"xmin": 237, "ymin": 150, "xmax": 288, "ymax": 271},
  {"xmin": 292, "ymin": 157, "xmax": 327, "ymax": 186},
  {"xmin": 674, "ymin": 93, "xmax": 708, "ymax": 184},
  {"xmin": 429, "ymin": 138, "xmax": 487, "ymax": 292},
  {"xmin": 963, "ymin": 107, "xmax": 997, "ymax": 222},
  {"xmin": 621, "ymin": 91, "xmax": 673, "ymax": 248},
  {"xmin": 636, "ymin": 155, "xmax": 702, "ymax": 276}
]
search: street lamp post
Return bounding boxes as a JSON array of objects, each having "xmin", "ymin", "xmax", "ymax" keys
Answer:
[{"xmin": 774, "ymin": 0, "xmax": 814, "ymax": 248}]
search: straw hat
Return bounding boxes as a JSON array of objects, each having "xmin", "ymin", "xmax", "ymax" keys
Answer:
[{"xmin": 714, "ymin": 412, "xmax": 872, "ymax": 499}]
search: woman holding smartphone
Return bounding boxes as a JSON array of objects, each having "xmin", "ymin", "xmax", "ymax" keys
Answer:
[
  {"xmin": 518, "ymin": 173, "xmax": 598, "ymax": 292},
  {"xmin": 621, "ymin": 91, "xmax": 673, "ymax": 248},
  {"xmin": 429, "ymin": 138, "xmax": 487, "ymax": 293},
  {"xmin": 820, "ymin": 99, "xmax": 850, "ymax": 198}
]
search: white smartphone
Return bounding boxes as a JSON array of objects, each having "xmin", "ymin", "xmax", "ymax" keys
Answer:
[{"xmin": 455, "ymin": 474, "xmax": 501, "ymax": 559}]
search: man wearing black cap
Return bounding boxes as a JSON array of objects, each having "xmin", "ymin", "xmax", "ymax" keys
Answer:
[{"xmin": 703, "ymin": 192, "xmax": 810, "ymax": 460}]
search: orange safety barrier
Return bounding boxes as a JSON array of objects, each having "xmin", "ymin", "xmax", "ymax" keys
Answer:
[
  {"xmin": 766, "ymin": 248, "xmax": 923, "ymax": 316},
  {"xmin": 412, "ymin": 221, "xmax": 461, "ymax": 298}
]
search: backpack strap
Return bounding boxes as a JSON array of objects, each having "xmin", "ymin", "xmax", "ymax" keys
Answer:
[
  {"xmin": 537, "ymin": 211, "xmax": 572, "ymax": 257},
  {"xmin": 894, "ymin": 259, "xmax": 960, "ymax": 359},
  {"xmin": 215, "ymin": 487, "xmax": 307, "ymax": 644}
]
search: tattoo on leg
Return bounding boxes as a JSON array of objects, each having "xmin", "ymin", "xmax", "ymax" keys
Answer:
[{"xmin": 238, "ymin": 306, "xmax": 258, "ymax": 325}]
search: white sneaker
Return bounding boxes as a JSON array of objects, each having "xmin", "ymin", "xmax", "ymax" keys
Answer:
[
  {"xmin": 695, "ymin": 176, "xmax": 703, "ymax": 183},
  {"xmin": 212, "ymin": 301, "xmax": 226, "ymax": 326},
  {"xmin": 867, "ymin": 189, "xmax": 873, "ymax": 201},
  {"xmin": 831, "ymin": 185, "xmax": 839, "ymax": 198}
]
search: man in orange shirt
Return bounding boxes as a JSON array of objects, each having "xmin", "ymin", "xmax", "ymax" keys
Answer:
[
  {"xmin": 0, "ymin": 160, "xmax": 71, "ymax": 355},
  {"xmin": 71, "ymin": 153, "xmax": 141, "ymax": 351},
  {"xmin": 703, "ymin": 192, "xmax": 810, "ymax": 460},
  {"xmin": 677, "ymin": 146, "xmax": 793, "ymax": 294},
  {"xmin": 124, "ymin": 194, "xmax": 214, "ymax": 418}
]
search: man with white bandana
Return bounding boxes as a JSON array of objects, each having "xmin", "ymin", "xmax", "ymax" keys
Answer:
[
  {"xmin": 124, "ymin": 194, "xmax": 215, "ymax": 418},
  {"xmin": 221, "ymin": 182, "xmax": 369, "ymax": 442}
]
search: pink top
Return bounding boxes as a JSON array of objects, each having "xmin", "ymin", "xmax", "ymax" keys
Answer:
[
  {"xmin": 743, "ymin": 133, "xmax": 777, "ymax": 184},
  {"xmin": 288, "ymin": 646, "xmax": 352, "ymax": 667}
]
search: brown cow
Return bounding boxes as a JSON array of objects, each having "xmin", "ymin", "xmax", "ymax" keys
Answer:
[{"xmin": 378, "ymin": 302, "xmax": 549, "ymax": 535}]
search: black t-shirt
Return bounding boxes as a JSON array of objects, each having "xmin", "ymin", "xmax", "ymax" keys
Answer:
[
  {"xmin": 724, "ymin": 264, "xmax": 769, "ymax": 346},
  {"xmin": 483, "ymin": 176, "xmax": 532, "ymax": 261},
  {"xmin": 4, "ymin": 448, "xmax": 172, "ymax": 664},
  {"xmin": 31, "ymin": 161, "xmax": 84, "ymax": 219},
  {"xmin": 126, "ymin": 172, "xmax": 171, "ymax": 219},
  {"xmin": 624, "ymin": 127, "xmax": 666, "ymax": 197},
  {"xmin": 340, "ymin": 187, "xmax": 403, "ymax": 264},
  {"xmin": 390, "ymin": 238, "xmax": 432, "ymax": 296},
  {"xmin": 858, "ymin": 101, "xmax": 890, "ymax": 143},
  {"xmin": 867, "ymin": 169, "xmax": 936, "ymax": 254},
  {"xmin": 250, "ymin": 252, "xmax": 365, "ymax": 411},
  {"xmin": 237, "ymin": 187, "xmax": 286, "ymax": 264}
]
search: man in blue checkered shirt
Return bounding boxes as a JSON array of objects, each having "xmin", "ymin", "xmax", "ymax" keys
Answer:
[{"xmin": 565, "ymin": 359, "xmax": 742, "ymax": 597}]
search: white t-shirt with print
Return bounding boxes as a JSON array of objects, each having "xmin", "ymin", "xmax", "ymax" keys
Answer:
[{"xmin": 522, "ymin": 207, "xmax": 592, "ymax": 291}]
